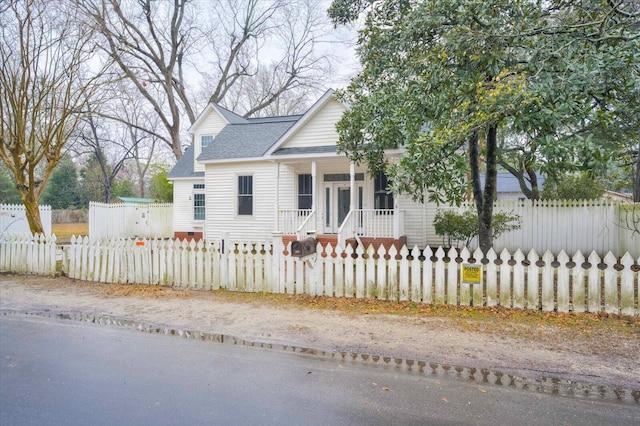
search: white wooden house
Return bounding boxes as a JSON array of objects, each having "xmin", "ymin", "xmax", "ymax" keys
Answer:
[
  {"xmin": 168, "ymin": 90, "xmax": 429, "ymax": 248},
  {"xmin": 167, "ymin": 90, "xmax": 636, "ymax": 256}
]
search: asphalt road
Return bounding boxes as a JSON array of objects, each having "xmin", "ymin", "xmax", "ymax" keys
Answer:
[{"xmin": 0, "ymin": 315, "xmax": 638, "ymax": 425}]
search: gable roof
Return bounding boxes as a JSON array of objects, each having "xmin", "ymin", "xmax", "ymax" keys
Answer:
[
  {"xmin": 187, "ymin": 103, "xmax": 246, "ymax": 133},
  {"xmin": 264, "ymin": 89, "xmax": 337, "ymax": 157},
  {"xmin": 167, "ymin": 144, "xmax": 205, "ymax": 180},
  {"xmin": 197, "ymin": 115, "xmax": 301, "ymax": 162}
]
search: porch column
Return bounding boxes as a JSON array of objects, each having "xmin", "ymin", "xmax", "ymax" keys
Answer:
[
  {"xmin": 311, "ymin": 161, "xmax": 317, "ymax": 231},
  {"xmin": 393, "ymin": 192, "xmax": 400, "ymax": 239},
  {"xmin": 275, "ymin": 163, "xmax": 280, "ymax": 231},
  {"xmin": 349, "ymin": 162, "xmax": 355, "ymax": 211}
]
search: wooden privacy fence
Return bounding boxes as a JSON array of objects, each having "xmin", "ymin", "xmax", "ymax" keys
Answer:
[
  {"xmin": 436, "ymin": 199, "xmax": 640, "ymax": 258},
  {"xmin": 89, "ymin": 202, "xmax": 173, "ymax": 240},
  {"xmin": 0, "ymin": 233, "xmax": 57, "ymax": 275},
  {"xmin": 56, "ymin": 235, "xmax": 639, "ymax": 316},
  {"xmin": 1, "ymin": 204, "xmax": 52, "ymax": 236}
]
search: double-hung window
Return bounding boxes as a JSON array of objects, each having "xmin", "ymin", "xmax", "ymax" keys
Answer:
[
  {"xmin": 238, "ymin": 175, "xmax": 253, "ymax": 215},
  {"xmin": 193, "ymin": 184, "xmax": 205, "ymax": 220},
  {"xmin": 298, "ymin": 174, "xmax": 312, "ymax": 210},
  {"xmin": 201, "ymin": 135, "xmax": 214, "ymax": 148},
  {"xmin": 374, "ymin": 171, "xmax": 394, "ymax": 210}
]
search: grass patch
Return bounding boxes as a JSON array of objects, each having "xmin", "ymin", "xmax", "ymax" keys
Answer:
[{"xmin": 52, "ymin": 223, "xmax": 88, "ymax": 243}]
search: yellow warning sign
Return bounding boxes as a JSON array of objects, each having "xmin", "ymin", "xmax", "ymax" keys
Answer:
[{"xmin": 462, "ymin": 263, "xmax": 482, "ymax": 284}]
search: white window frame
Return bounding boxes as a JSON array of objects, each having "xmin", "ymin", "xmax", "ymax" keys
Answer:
[
  {"xmin": 237, "ymin": 175, "xmax": 253, "ymax": 216},
  {"xmin": 193, "ymin": 183, "xmax": 205, "ymax": 221},
  {"xmin": 201, "ymin": 135, "xmax": 214, "ymax": 148}
]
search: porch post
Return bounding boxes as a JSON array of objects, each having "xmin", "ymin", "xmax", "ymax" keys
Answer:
[
  {"xmin": 393, "ymin": 193, "xmax": 400, "ymax": 239},
  {"xmin": 349, "ymin": 162, "xmax": 355, "ymax": 211},
  {"xmin": 311, "ymin": 161, "xmax": 317, "ymax": 231},
  {"xmin": 311, "ymin": 161, "xmax": 317, "ymax": 210},
  {"xmin": 275, "ymin": 163, "xmax": 280, "ymax": 231}
]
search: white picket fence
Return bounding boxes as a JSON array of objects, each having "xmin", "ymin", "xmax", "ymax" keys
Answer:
[
  {"xmin": 89, "ymin": 202, "xmax": 173, "ymax": 240},
  {"xmin": 0, "ymin": 204, "xmax": 52, "ymax": 236},
  {"xmin": 0, "ymin": 233, "xmax": 57, "ymax": 275},
  {"xmin": 43, "ymin": 235, "xmax": 637, "ymax": 316}
]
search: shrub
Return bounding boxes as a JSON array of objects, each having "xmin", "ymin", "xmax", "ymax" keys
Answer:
[{"xmin": 434, "ymin": 209, "xmax": 521, "ymax": 248}]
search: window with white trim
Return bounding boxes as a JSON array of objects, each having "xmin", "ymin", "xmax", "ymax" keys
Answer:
[
  {"xmin": 238, "ymin": 175, "xmax": 253, "ymax": 215},
  {"xmin": 193, "ymin": 184, "xmax": 205, "ymax": 220},
  {"xmin": 201, "ymin": 135, "xmax": 214, "ymax": 148},
  {"xmin": 298, "ymin": 174, "xmax": 312, "ymax": 210},
  {"xmin": 374, "ymin": 171, "xmax": 394, "ymax": 210}
]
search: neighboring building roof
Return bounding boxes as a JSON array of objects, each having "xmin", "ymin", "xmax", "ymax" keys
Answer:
[
  {"xmin": 479, "ymin": 173, "xmax": 545, "ymax": 194},
  {"xmin": 604, "ymin": 190, "xmax": 634, "ymax": 202},
  {"xmin": 111, "ymin": 197, "xmax": 155, "ymax": 204},
  {"xmin": 197, "ymin": 116, "xmax": 301, "ymax": 162},
  {"xmin": 167, "ymin": 144, "xmax": 205, "ymax": 180}
]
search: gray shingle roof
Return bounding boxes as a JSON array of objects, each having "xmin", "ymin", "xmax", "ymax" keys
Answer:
[
  {"xmin": 272, "ymin": 145, "xmax": 337, "ymax": 156},
  {"xmin": 167, "ymin": 144, "xmax": 205, "ymax": 179},
  {"xmin": 215, "ymin": 105, "xmax": 247, "ymax": 124},
  {"xmin": 197, "ymin": 116, "xmax": 301, "ymax": 161}
]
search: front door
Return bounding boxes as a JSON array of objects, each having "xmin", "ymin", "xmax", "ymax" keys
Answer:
[{"xmin": 323, "ymin": 183, "xmax": 364, "ymax": 233}]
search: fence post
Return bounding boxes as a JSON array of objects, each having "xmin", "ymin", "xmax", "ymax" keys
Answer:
[
  {"xmin": 271, "ymin": 232, "xmax": 283, "ymax": 294},
  {"xmin": 220, "ymin": 232, "xmax": 230, "ymax": 289}
]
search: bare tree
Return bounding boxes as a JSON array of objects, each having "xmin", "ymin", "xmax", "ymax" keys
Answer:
[
  {"xmin": 77, "ymin": 0, "xmax": 198, "ymax": 160},
  {"xmin": 79, "ymin": 0, "xmax": 347, "ymax": 161},
  {"xmin": 0, "ymin": 0, "xmax": 105, "ymax": 234},
  {"xmin": 73, "ymin": 99, "xmax": 151, "ymax": 203},
  {"xmin": 204, "ymin": 0, "xmax": 336, "ymax": 117}
]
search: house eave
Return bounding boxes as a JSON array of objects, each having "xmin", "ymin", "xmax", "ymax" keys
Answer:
[{"xmin": 198, "ymin": 156, "xmax": 265, "ymax": 165}]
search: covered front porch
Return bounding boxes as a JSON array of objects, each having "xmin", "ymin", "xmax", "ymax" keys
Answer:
[{"xmin": 273, "ymin": 158, "xmax": 406, "ymax": 248}]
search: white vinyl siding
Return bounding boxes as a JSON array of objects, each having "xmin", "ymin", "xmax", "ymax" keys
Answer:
[
  {"xmin": 277, "ymin": 165, "xmax": 296, "ymax": 210},
  {"xmin": 193, "ymin": 108, "xmax": 228, "ymax": 173},
  {"xmin": 279, "ymin": 99, "xmax": 346, "ymax": 149},
  {"xmin": 397, "ymin": 192, "xmax": 429, "ymax": 248},
  {"xmin": 204, "ymin": 161, "xmax": 278, "ymax": 241},
  {"xmin": 172, "ymin": 179, "xmax": 205, "ymax": 233}
]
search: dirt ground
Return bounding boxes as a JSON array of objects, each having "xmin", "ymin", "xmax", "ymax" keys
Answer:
[{"xmin": 1, "ymin": 274, "xmax": 638, "ymax": 391}]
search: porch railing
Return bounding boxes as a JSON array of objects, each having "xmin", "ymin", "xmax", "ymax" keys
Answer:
[
  {"xmin": 338, "ymin": 209, "xmax": 405, "ymax": 248},
  {"xmin": 278, "ymin": 209, "xmax": 313, "ymax": 235},
  {"xmin": 296, "ymin": 210, "xmax": 317, "ymax": 239}
]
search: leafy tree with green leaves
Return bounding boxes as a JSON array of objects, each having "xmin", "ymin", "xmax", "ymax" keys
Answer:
[
  {"xmin": 148, "ymin": 164, "xmax": 173, "ymax": 203},
  {"xmin": 0, "ymin": 165, "xmax": 21, "ymax": 204},
  {"xmin": 434, "ymin": 209, "xmax": 520, "ymax": 249},
  {"xmin": 110, "ymin": 179, "xmax": 136, "ymax": 199},
  {"xmin": 542, "ymin": 172, "xmax": 606, "ymax": 201},
  {"xmin": 41, "ymin": 156, "xmax": 81, "ymax": 209},
  {"xmin": 330, "ymin": 0, "xmax": 639, "ymax": 252}
]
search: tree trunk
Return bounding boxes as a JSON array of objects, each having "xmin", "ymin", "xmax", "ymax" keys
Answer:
[
  {"xmin": 469, "ymin": 126, "xmax": 498, "ymax": 254},
  {"xmin": 526, "ymin": 166, "xmax": 540, "ymax": 200},
  {"xmin": 20, "ymin": 192, "xmax": 44, "ymax": 235},
  {"xmin": 480, "ymin": 125, "xmax": 498, "ymax": 253}
]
